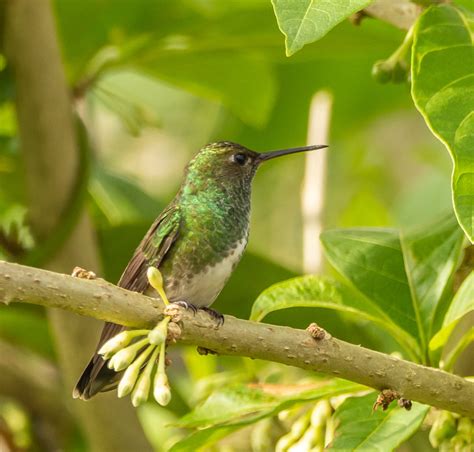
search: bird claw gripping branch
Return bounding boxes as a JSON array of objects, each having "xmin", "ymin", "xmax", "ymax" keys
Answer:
[{"xmin": 97, "ymin": 267, "xmax": 176, "ymax": 407}]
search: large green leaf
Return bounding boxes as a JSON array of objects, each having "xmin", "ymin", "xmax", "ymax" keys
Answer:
[
  {"xmin": 56, "ymin": 0, "xmax": 279, "ymax": 127},
  {"xmin": 320, "ymin": 229, "xmax": 420, "ymax": 342},
  {"xmin": 177, "ymin": 385, "xmax": 277, "ymax": 429},
  {"xmin": 139, "ymin": 52, "xmax": 277, "ymax": 128},
  {"xmin": 412, "ymin": 4, "xmax": 474, "ymax": 242},
  {"xmin": 329, "ymin": 393, "xmax": 429, "ymax": 451},
  {"xmin": 321, "ymin": 221, "xmax": 466, "ymax": 360},
  {"xmin": 271, "ymin": 0, "xmax": 372, "ymax": 56},
  {"xmin": 250, "ymin": 275, "xmax": 418, "ymax": 357},
  {"xmin": 172, "ymin": 379, "xmax": 363, "ymax": 451},
  {"xmin": 178, "ymin": 379, "xmax": 362, "ymax": 429},
  {"xmin": 430, "ymin": 271, "xmax": 474, "ymax": 350},
  {"xmin": 400, "ymin": 215, "xmax": 465, "ymax": 346}
]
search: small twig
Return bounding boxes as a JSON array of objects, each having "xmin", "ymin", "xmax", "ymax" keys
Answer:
[
  {"xmin": 71, "ymin": 266, "xmax": 96, "ymax": 279},
  {"xmin": 349, "ymin": 10, "xmax": 369, "ymax": 26},
  {"xmin": 364, "ymin": 0, "xmax": 422, "ymax": 30},
  {"xmin": 307, "ymin": 323, "xmax": 327, "ymax": 340},
  {"xmin": 373, "ymin": 389, "xmax": 413, "ymax": 412}
]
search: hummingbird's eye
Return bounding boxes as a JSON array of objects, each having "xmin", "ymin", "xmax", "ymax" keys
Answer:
[{"xmin": 232, "ymin": 153, "xmax": 247, "ymax": 166}]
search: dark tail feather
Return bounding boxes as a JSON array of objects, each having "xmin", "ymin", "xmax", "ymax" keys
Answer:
[
  {"xmin": 73, "ymin": 359, "xmax": 95, "ymax": 400},
  {"xmin": 73, "ymin": 355, "xmax": 118, "ymax": 400},
  {"xmin": 73, "ymin": 322, "xmax": 126, "ymax": 400}
]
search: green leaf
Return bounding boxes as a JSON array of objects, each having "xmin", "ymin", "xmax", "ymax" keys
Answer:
[
  {"xmin": 137, "ymin": 404, "xmax": 183, "ymax": 452},
  {"xmin": 430, "ymin": 271, "xmax": 474, "ymax": 350},
  {"xmin": 177, "ymin": 385, "xmax": 277, "ymax": 429},
  {"xmin": 140, "ymin": 52, "xmax": 277, "ymax": 127},
  {"xmin": 400, "ymin": 215, "xmax": 465, "ymax": 346},
  {"xmin": 412, "ymin": 4, "xmax": 474, "ymax": 242},
  {"xmin": 321, "ymin": 221, "xmax": 466, "ymax": 360},
  {"xmin": 329, "ymin": 393, "xmax": 429, "ymax": 451},
  {"xmin": 89, "ymin": 165, "xmax": 161, "ymax": 227},
  {"xmin": 178, "ymin": 379, "xmax": 362, "ymax": 429},
  {"xmin": 250, "ymin": 275, "xmax": 418, "ymax": 356},
  {"xmin": 170, "ymin": 425, "xmax": 241, "ymax": 452},
  {"xmin": 442, "ymin": 326, "xmax": 474, "ymax": 371},
  {"xmin": 320, "ymin": 229, "xmax": 420, "ymax": 343},
  {"xmin": 173, "ymin": 379, "xmax": 363, "ymax": 451},
  {"xmin": 217, "ymin": 252, "xmax": 296, "ymax": 320},
  {"xmin": 271, "ymin": 0, "xmax": 372, "ymax": 56}
]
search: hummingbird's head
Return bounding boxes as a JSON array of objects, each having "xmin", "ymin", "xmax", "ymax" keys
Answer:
[{"xmin": 185, "ymin": 141, "xmax": 327, "ymax": 189}]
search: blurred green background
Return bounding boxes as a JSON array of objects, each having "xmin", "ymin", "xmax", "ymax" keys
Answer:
[{"xmin": 0, "ymin": 0, "xmax": 463, "ymax": 451}]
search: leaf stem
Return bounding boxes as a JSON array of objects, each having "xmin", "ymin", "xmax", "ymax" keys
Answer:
[{"xmin": 441, "ymin": 327, "xmax": 474, "ymax": 372}]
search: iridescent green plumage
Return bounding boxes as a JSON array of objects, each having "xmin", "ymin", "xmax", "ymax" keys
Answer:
[{"xmin": 74, "ymin": 141, "xmax": 327, "ymax": 399}]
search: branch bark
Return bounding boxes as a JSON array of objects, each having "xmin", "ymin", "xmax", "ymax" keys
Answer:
[{"xmin": 1, "ymin": 260, "xmax": 473, "ymax": 418}]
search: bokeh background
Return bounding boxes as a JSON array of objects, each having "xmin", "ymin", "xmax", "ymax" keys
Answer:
[{"xmin": 0, "ymin": 0, "xmax": 465, "ymax": 450}]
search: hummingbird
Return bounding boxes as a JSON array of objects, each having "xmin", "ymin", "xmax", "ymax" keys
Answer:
[{"xmin": 74, "ymin": 141, "xmax": 327, "ymax": 399}]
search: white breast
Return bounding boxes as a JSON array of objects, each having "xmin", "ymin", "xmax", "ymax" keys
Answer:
[
  {"xmin": 178, "ymin": 238, "xmax": 247, "ymax": 306},
  {"xmin": 146, "ymin": 238, "xmax": 247, "ymax": 307}
]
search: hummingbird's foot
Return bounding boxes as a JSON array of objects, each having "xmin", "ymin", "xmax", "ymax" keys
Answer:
[
  {"xmin": 164, "ymin": 300, "xmax": 198, "ymax": 322},
  {"xmin": 198, "ymin": 306, "xmax": 225, "ymax": 327},
  {"xmin": 173, "ymin": 300, "xmax": 198, "ymax": 314},
  {"xmin": 163, "ymin": 302, "xmax": 224, "ymax": 327}
]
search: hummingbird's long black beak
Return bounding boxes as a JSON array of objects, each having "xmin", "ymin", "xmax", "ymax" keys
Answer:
[{"xmin": 256, "ymin": 144, "xmax": 328, "ymax": 162}]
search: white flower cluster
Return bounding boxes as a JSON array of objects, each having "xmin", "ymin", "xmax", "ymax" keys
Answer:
[{"xmin": 97, "ymin": 267, "xmax": 173, "ymax": 407}]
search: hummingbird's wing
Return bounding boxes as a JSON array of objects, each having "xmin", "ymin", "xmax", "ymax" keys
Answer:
[
  {"xmin": 73, "ymin": 205, "xmax": 181, "ymax": 399},
  {"xmin": 118, "ymin": 204, "xmax": 181, "ymax": 292}
]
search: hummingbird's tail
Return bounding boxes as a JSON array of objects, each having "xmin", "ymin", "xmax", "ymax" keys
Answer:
[
  {"xmin": 73, "ymin": 355, "xmax": 119, "ymax": 400},
  {"xmin": 73, "ymin": 322, "xmax": 124, "ymax": 400},
  {"xmin": 73, "ymin": 358, "xmax": 96, "ymax": 400}
]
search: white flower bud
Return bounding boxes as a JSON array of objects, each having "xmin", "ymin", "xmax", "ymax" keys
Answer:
[
  {"xmin": 132, "ymin": 373, "xmax": 151, "ymax": 407},
  {"xmin": 117, "ymin": 344, "xmax": 155, "ymax": 398},
  {"xmin": 153, "ymin": 373, "xmax": 171, "ymax": 406},
  {"xmin": 98, "ymin": 330, "xmax": 147, "ymax": 358},
  {"xmin": 117, "ymin": 364, "xmax": 140, "ymax": 398},
  {"xmin": 108, "ymin": 348, "xmax": 137, "ymax": 372},
  {"xmin": 107, "ymin": 338, "xmax": 148, "ymax": 372}
]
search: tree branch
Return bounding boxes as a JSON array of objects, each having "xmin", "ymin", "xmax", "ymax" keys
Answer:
[
  {"xmin": 364, "ymin": 0, "xmax": 422, "ymax": 29},
  {"xmin": 1, "ymin": 260, "xmax": 472, "ymax": 417}
]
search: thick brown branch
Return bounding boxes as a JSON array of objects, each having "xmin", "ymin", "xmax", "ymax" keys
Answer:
[{"xmin": 1, "ymin": 260, "xmax": 473, "ymax": 418}]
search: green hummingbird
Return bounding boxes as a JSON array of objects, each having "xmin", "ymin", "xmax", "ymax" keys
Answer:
[{"xmin": 74, "ymin": 141, "xmax": 326, "ymax": 399}]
